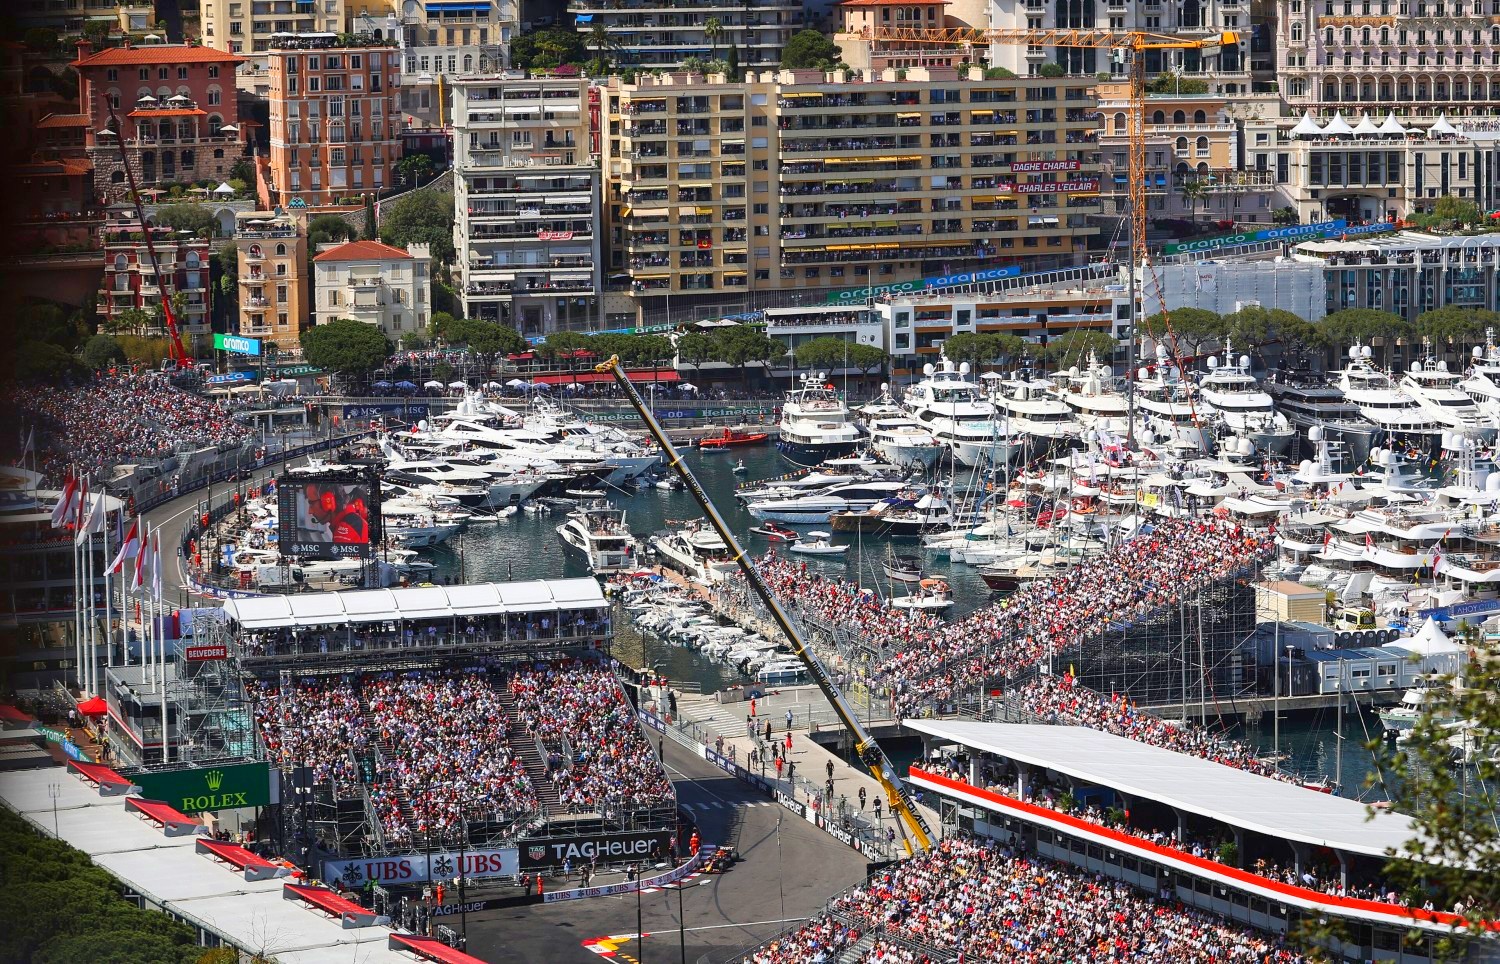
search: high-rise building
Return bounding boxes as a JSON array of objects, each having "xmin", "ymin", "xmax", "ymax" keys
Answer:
[
  {"xmin": 451, "ymin": 76, "xmax": 603, "ymax": 334},
  {"xmin": 986, "ymin": 0, "xmax": 1251, "ymax": 94},
  {"xmin": 600, "ymin": 67, "xmax": 1102, "ymax": 323},
  {"xmin": 234, "ymin": 209, "xmax": 309, "ymax": 349},
  {"xmin": 265, "ymin": 35, "xmax": 402, "ymax": 207},
  {"xmin": 72, "ymin": 39, "xmax": 248, "ymax": 197},
  {"xmin": 833, "ymin": 0, "xmax": 981, "ymax": 74},
  {"xmin": 198, "ymin": 0, "xmax": 346, "ymax": 94},
  {"xmin": 313, "ymin": 239, "xmax": 433, "ymax": 339},
  {"xmin": 566, "ymin": 0, "xmax": 804, "ymax": 72},
  {"xmin": 98, "ymin": 209, "xmax": 214, "ymax": 353}
]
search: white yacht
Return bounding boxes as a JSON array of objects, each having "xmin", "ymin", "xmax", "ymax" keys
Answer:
[
  {"xmin": 1459, "ymin": 328, "xmax": 1500, "ymax": 425},
  {"xmin": 990, "ymin": 372, "xmax": 1083, "ymax": 451},
  {"xmin": 1133, "ymin": 347, "xmax": 1212, "ymax": 453},
  {"xmin": 776, "ymin": 373, "xmax": 863, "ymax": 466},
  {"xmin": 1196, "ymin": 347, "xmax": 1295, "ymax": 455},
  {"xmin": 650, "ymin": 521, "xmax": 737, "ymax": 583},
  {"xmin": 1051, "ymin": 352, "xmax": 1132, "ymax": 442},
  {"xmin": 858, "ymin": 387, "xmax": 944, "ymax": 469},
  {"xmin": 745, "ymin": 478, "xmax": 912, "ymax": 524},
  {"xmin": 381, "ymin": 499, "xmax": 465, "ymax": 549},
  {"xmin": 1400, "ymin": 350, "xmax": 1495, "ymax": 441},
  {"xmin": 556, "ymin": 500, "xmax": 638, "ymax": 574},
  {"xmin": 903, "ymin": 359, "xmax": 1019, "ymax": 468},
  {"xmin": 1334, "ymin": 343, "xmax": 1444, "ymax": 448}
]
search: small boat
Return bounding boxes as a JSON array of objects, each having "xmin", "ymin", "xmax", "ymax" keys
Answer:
[
  {"xmin": 788, "ymin": 531, "xmax": 848, "ymax": 555},
  {"xmin": 882, "ymin": 551, "xmax": 923, "ymax": 583},
  {"xmin": 565, "ymin": 487, "xmax": 608, "ymax": 499},
  {"xmin": 523, "ymin": 501, "xmax": 549, "ymax": 516},
  {"xmin": 733, "ymin": 460, "xmax": 748, "ymax": 474},
  {"xmin": 497, "ymin": 505, "xmax": 519, "ymax": 517},
  {"xmin": 698, "ymin": 426, "xmax": 771, "ymax": 449},
  {"xmin": 890, "ymin": 578, "xmax": 954, "ymax": 611},
  {"xmin": 751, "ymin": 521, "xmax": 799, "ymax": 542},
  {"xmin": 653, "ymin": 477, "xmax": 682, "ymax": 491}
]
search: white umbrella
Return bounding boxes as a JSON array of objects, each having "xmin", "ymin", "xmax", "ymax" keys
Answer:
[
  {"xmin": 1321, "ymin": 112, "xmax": 1354, "ymax": 137},
  {"xmin": 506, "ymin": 378, "xmax": 530, "ymax": 388},
  {"xmin": 978, "ymin": 371, "xmax": 1005, "ymax": 380},
  {"xmin": 448, "ymin": 380, "xmax": 466, "ymax": 389},
  {"xmin": 1427, "ymin": 113, "xmax": 1458, "ymax": 138},
  {"xmin": 422, "ymin": 379, "xmax": 444, "ymax": 389},
  {"xmin": 1352, "ymin": 112, "xmax": 1381, "ymax": 137},
  {"xmin": 1378, "ymin": 112, "xmax": 1410, "ymax": 136},
  {"xmin": 1290, "ymin": 110, "xmax": 1324, "ymax": 137},
  {"xmin": 485, "ymin": 381, "xmax": 503, "ymax": 389},
  {"xmin": 678, "ymin": 382, "xmax": 698, "ymax": 392},
  {"xmin": 219, "ymin": 124, "xmax": 239, "ymax": 132}
]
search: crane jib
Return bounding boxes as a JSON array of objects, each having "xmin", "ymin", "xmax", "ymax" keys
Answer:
[{"xmin": 594, "ymin": 356, "xmax": 935, "ymax": 852}]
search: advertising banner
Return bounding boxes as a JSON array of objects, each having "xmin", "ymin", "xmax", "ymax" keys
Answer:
[
  {"xmin": 341, "ymin": 404, "xmax": 430, "ymax": 420},
  {"xmin": 131, "ymin": 761, "xmax": 271, "ymax": 814},
  {"xmin": 826, "ymin": 264, "xmax": 1023, "ymax": 304},
  {"xmin": 324, "ymin": 847, "xmax": 520, "ymax": 887},
  {"xmin": 207, "ymin": 371, "xmax": 255, "ymax": 386},
  {"xmin": 518, "ymin": 830, "xmax": 673, "ymax": 870},
  {"xmin": 1161, "ymin": 218, "xmax": 1395, "ymax": 256},
  {"xmin": 278, "ymin": 474, "xmax": 380, "ymax": 559},
  {"xmin": 214, "ymin": 333, "xmax": 263, "ymax": 356},
  {"xmin": 1008, "ymin": 160, "xmax": 1082, "ymax": 174},
  {"xmin": 183, "ymin": 643, "xmax": 228, "ymax": 662},
  {"xmin": 1015, "ymin": 178, "xmax": 1100, "ymax": 195},
  {"xmin": 542, "ymin": 850, "xmax": 706, "ymax": 903}
]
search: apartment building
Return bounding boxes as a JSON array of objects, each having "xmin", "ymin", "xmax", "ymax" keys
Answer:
[
  {"xmin": 98, "ymin": 211, "xmax": 213, "ymax": 352},
  {"xmin": 266, "ymin": 35, "xmax": 402, "ymax": 207},
  {"xmin": 313, "ymin": 239, "xmax": 432, "ymax": 338},
  {"xmin": 1276, "ymin": 0, "xmax": 1500, "ymax": 117},
  {"xmin": 72, "ymin": 39, "xmax": 248, "ymax": 197},
  {"xmin": 451, "ymin": 76, "xmax": 603, "ymax": 334},
  {"xmin": 600, "ymin": 67, "xmax": 1102, "ymax": 322},
  {"xmin": 986, "ymin": 0, "xmax": 1250, "ymax": 92},
  {"xmin": 1292, "ymin": 230, "xmax": 1500, "ymax": 321},
  {"xmin": 833, "ymin": 0, "xmax": 983, "ymax": 73},
  {"xmin": 567, "ymin": 0, "xmax": 804, "ymax": 72},
  {"xmin": 1243, "ymin": 116, "xmax": 1500, "ymax": 222},
  {"xmin": 198, "ymin": 0, "xmax": 346, "ymax": 93},
  {"xmin": 234, "ymin": 208, "xmax": 309, "ymax": 349}
]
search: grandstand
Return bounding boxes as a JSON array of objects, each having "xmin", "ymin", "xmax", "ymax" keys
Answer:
[{"xmin": 188, "ymin": 580, "xmax": 674, "ymax": 873}]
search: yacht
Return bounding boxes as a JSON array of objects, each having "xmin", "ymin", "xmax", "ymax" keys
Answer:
[
  {"xmin": 1459, "ymin": 327, "xmax": 1500, "ymax": 424},
  {"xmin": 744, "ymin": 478, "xmax": 913, "ymax": 524},
  {"xmin": 1196, "ymin": 347, "xmax": 1295, "ymax": 455},
  {"xmin": 828, "ymin": 491, "xmax": 957, "ymax": 536},
  {"xmin": 991, "ymin": 372, "xmax": 1084, "ymax": 451},
  {"xmin": 1133, "ymin": 348, "xmax": 1212, "ymax": 453},
  {"xmin": 1051, "ymin": 352, "xmax": 1132, "ymax": 442},
  {"xmin": 776, "ymin": 373, "xmax": 863, "ymax": 466},
  {"xmin": 1333, "ymin": 343, "xmax": 1444, "ymax": 449},
  {"xmin": 1263, "ymin": 368, "xmax": 1380, "ymax": 468},
  {"xmin": 650, "ymin": 521, "xmax": 737, "ymax": 583},
  {"xmin": 903, "ymin": 359, "xmax": 1020, "ymax": 468},
  {"xmin": 381, "ymin": 499, "xmax": 465, "ymax": 549},
  {"xmin": 555, "ymin": 500, "xmax": 638, "ymax": 574},
  {"xmin": 858, "ymin": 387, "xmax": 944, "ymax": 469},
  {"xmin": 1400, "ymin": 351, "xmax": 1495, "ymax": 441}
]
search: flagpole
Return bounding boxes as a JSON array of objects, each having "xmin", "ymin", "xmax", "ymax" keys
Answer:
[
  {"xmin": 103, "ymin": 505, "xmax": 114, "ymax": 674},
  {"xmin": 85, "ymin": 493, "xmax": 96, "ymax": 697},
  {"xmin": 74, "ymin": 477, "xmax": 84, "ymax": 697},
  {"xmin": 141, "ymin": 522, "xmax": 152, "ymax": 687}
]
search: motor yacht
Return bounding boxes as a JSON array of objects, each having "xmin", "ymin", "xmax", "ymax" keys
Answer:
[
  {"xmin": 1400, "ymin": 350, "xmax": 1495, "ymax": 441},
  {"xmin": 744, "ymin": 478, "xmax": 912, "ymax": 523},
  {"xmin": 990, "ymin": 371, "xmax": 1084, "ymax": 452},
  {"xmin": 1333, "ymin": 343, "xmax": 1443, "ymax": 449},
  {"xmin": 555, "ymin": 500, "xmax": 639, "ymax": 574},
  {"xmin": 903, "ymin": 359, "xmax": 1020, "ymax": 468},
  {"xmin": 776, "ymin": 373, "xmax": 863, "ymax": 465},
  {"xmin": 1196, "ymin": 346, "xmax": 1295, "ymax": 455},
  {"xmin": 650, "ymin": 521, "xmax": 737, "ymax": 583}
]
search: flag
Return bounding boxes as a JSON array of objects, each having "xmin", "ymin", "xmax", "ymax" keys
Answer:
[
  {"xmin": 151, "ymin": 529, "xmax": 162, "ymax": 600},
  {"xmin": 109, "ymin": 517, "xmax": 141, "ymax": 574},
  {"xmin": 1364, "ymin": 532, "xmax": 1375, "ymax": 553},
  {"xmin": 69, "ymin": 477, "xmax": 87, "ymax": 535},
  {"xmin": 74, "ymin": 484, "xmax": 107, "ymax": 546},
  {"xmin": 17, "ymin": 425, "xmax": 33, "ymax": 463},
  {"xmin": 131, "ymin": 525, "xmax": 149, "ymax": 591},
  {"xmin": 50, "ymin": 475, "xmax": 79, "ymax": 528}
]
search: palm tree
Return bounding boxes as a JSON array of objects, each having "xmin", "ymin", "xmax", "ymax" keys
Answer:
[
  {"xmin": 587, "ymin": 22, "xmax": 618, "ymax": 76},
  {"xmin": 1179, "ymin": 178, "xmax": 1209, "ymax": 224},
  {"xmin": 704, "ymin": 17, "xmax": 724, "ymax": 62}
]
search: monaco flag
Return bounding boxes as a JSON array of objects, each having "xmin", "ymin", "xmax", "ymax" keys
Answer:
[
  {"xmin": 50, "ymin": 475, "xmax": 79, "ymax": 529},
  {"xmin": 109, "ymin": 517, "xmax": 141, "ymax": 574},
  {"xmin": 131, "ymin": 524, "xmax": 151, "ymax": 592}
]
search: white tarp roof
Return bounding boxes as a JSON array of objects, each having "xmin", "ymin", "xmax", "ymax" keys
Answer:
[
  {"xmin": 905, "ymin": 720, "xmax": 1424, "ymax": 860},
  {"xmin": 223, "ymin": 579, "xmax": 605, "ymax": 629}
]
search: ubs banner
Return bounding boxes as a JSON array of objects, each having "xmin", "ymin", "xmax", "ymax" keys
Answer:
[
  {"xmin": 518, "ymin": 830, "xmax": 673, "ymax": 870},
  {"xmin": 323, "ymin": 847, "xmax": 519, "ymax": 887},
  {"xmin": 132, "ymin": 761, "xmax": 272, "ymax": 814}
]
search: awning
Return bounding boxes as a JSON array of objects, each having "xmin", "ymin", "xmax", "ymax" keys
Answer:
[
  {"xmin": 633, "ymin": 273, "xmax": 670, "ymax": 279},
  {"xmin": 677, "ymin": 181, "xmax": 712, "ymax": 188},
  {"xmin": 533, "ymin": 370, "xmax": 681, "ymax": 386},
  {"xmin": 427, "ymin": 1, "xmax": 490, "ymax": 10},
  {"xmin": 678, "ymin": 205, "xmax": 698, "ymax": 215},
  {"xmin": 694, "ymin": 206, "xmax": 713, "ymax": 215},
  {"xmin": 784, "ymin": 92, "xmax": 823, "ymax": 99},
  {"xmin": 389, "ymin": 934, "xmax": 490, "ymax": 964},
  {"xmin": 822, "ymin": 158, "xmax": 848, "ymax": 165},
  {"xmin": 875, "ymin": 220, "xmax": 900, "ymax": 228},
  {"xmin": 574, "ymin": 13, "xmax": 593, "ymax": 21},
  {"xmin": 896, "ymin": 112, "xmax": 921, "ymax": 119},
  {"xmin": 283, "ymin": 883, "xmax": 385, "ymax": 928}
]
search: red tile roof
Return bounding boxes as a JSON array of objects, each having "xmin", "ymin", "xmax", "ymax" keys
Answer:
[
  {"xmin": 37, "ymin": 113, "xmax": 90, "ymax": 128},
  {"xmin": 313, "ymin": 239, "xmax": 414, "ymax": 262},
  {"xmin": 73, "ymin": 44, "xmax": 245, "ymax": 68}
]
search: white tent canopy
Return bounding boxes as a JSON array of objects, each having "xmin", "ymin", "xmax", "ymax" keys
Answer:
[
  {"xmin": 1352, "ymin": 112, "xmax": 1381, "ymax": 137},
  {"xmin": 1427, "ymin": 113, "xmax": 1458, "ymax": 138},
  {"xmin": 1290, "ymin": 110, "xmax": 1324, "ymax": 137},
  {"xmin": 448, "ymin": 380, "xmax": 466, "ymax": 389},
  {"xmin": 1378, "ymin": 112, "xmax": 1409, "ymax": 136},
  {"xmin": 1321, "ymin": 112, "xmax": 1355, "ymax": 136},
  {"xmin": 213, "ymin": 182, "xmax": 235, "ymax": 195},
  {"xmin": 422, "ymin": 379, "xmax": 444, "ymax": 389}
]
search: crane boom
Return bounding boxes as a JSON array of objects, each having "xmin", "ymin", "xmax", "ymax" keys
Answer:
[{"xmin": 596, "ymin": 355, "xmax": 935, "ymax": 854}]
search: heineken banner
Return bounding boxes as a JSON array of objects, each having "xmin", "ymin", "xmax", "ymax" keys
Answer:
[
  {"xmin": 132, "ymin": 761, "xmax": 272, "ymax": 814},
  {"xmin": 518, "ymin": 829, "xmax": 673, "ymax": 870},
  {"xmin": 324, "ymin": 847, "xmax": 519, "ymax": 886}
]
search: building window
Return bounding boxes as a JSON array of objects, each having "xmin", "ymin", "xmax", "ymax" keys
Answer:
[{"xmin": 209, "ymin": 65, "xmax": 219, "ymax": 78}]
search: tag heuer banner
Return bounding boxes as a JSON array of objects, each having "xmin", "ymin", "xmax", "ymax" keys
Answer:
[
  {"xmin": 323, "ymin": 847, "xmax": 519, "ymax": 887},
  {"xmin": 131, "ymin": 761, "xmax": 272, "ymax": 814},
  {"xmin": 518, "ymin": 829, "xmax": 673, "ymax": 870}
]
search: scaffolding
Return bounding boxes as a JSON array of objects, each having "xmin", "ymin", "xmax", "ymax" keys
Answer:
[{"xmin": 170, "ymin": 613, "xmax": 259, "ymax": 767}]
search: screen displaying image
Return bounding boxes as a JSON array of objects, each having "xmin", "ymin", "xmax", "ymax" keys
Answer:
[{"xmin": 289, "ymin": 481, "xmax": 373, "ymax": 556}]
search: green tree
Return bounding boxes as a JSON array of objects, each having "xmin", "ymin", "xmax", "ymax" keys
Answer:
[
  {"xmin": 676, "ymin": 331, "xmax": 717, "ymax": 370},
  {"xmin": 1362, "ymin": 629, "xmax": 1499, "ymax": 961},
  {"xmin": 1140, "ymin": 307, "xmax": 1223, "ymax": 355},
  {"xmin": 629, "ymin": 334, "xmax": 675, "ymax": 370},
  {"xmin": 725, "ymin": 42, "xmax": 741, "ymax": 81},
  {"xmin": 107, "ymin": 306, "xmax": 152, "ymax": 336},
  {"xmin": 1146, "ymin": 71, "xmax": 1209, "ymax": 95},
  {"xmin": 395, "ymin": 153, "xmax": 435, "ymax": 187},
  {"xmin": 301, "ymin": 318, "xmax": 392, "ymax": 379},
  {"xmin": 1432, "ymin": 195, "xmax": 1482, "ymax": 226},
  {"xmin": 1319, "ymin": 308, "xmax": 1412, "ymax": 364},
  {"xmin": 81, "ymin": 333, "xmax": 127, "ymax": 370},
  {"xmin": 379, "ymin": 191, "xmax": 455, "ymax": 265},
  {"xmin": 1044, "ymin": 330, "xmax": 1118, "ymax": 364},
  {"xmin": 1415, "ymin": 306, "xmax": 1499, "ymax": 349},
  {"xmin": 363, "ymin": 193, "xmax": 377, "ymax": 239},
  {"xmin": 510, "ymin": 27, "xmax": 588, "ymax": 71},
  {"xmin": 13, "ymin": 341, "xmax": 80, "ymax": 382},
  {"xmin": 715, "ymin": 325, "xmax": 784, "ymax": 387},
  {"xmin": 540, "ymin": 330, "xmax": 591, "ymax": 385},
  {"xmin": 434, "ymin": 316, "xmax": 525, "ymax": 373},
  {"xmin": 942, "ymin": 332, "xmax": 1028, "ymax": 369},
  {"xmin": 1038, "ymin": 61, "xmax": 1067, "ymax": 78},
  {"xmin": 704, "ymin": 17, "xmax": 724, "ymax": 61},
  {"xmin": 155, "ymin": 203, "xmax": 216, "ymax": 238},
  {"xmin": 781, "ymin": 29, "xmax": 841, "ymax": 70},
  {"xmin": 1218, "ymin": 305, "xmax": 1308, "ymax": 350},
  {"xmin": 586, "ymin": 21, "xmax": 619, "ymax": 75},
  {"xmin": 846, "ymin": 342, "xmax": 889, "ymax": 379},
  {"xmin": 228, "ymin": 156, "xmax": 255, "ymax": 187},
  {"xmin": 307, "ymin": 213, "xmax": 356, "ymax": 251},
  {"xmin": 793, "ymin": 336, "xmax": 853, "ymax": 371},
  {"xmin": 1178, "ymin": 178, "xmax": 1209, "ymax": 224},
  {"xmin": 81, "ymin": 18, "xmax": 111, "ymax": 44}
]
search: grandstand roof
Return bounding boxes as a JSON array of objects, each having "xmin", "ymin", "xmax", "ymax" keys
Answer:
[
  {"xmin": 906, "ymin": 720, "xmax": 1422, "ymax": 860},
  {"xmin": 222, "ymin": 578, "xmax": 606, "ymax": 629}
]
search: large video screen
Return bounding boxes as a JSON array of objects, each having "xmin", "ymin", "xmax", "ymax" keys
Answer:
[{"xmin": 278, "ymin": 475, "xmax": 380, "ymax": 559}]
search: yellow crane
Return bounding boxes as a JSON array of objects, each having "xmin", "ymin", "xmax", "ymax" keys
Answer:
[
  {"xmin": 595, "ymin": 355, "xmax": 936, "ymax": 854},
  {"xmin": 857, "ymin": 27, "xmax": 1240, "ymax": 268}
]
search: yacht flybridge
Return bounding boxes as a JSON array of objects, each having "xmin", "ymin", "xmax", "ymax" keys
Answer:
[{"xmin": 904, "ymin": 359, "xmax": 1020, "ymax": 468}]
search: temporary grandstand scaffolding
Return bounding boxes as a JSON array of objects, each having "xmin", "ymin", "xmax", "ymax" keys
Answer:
[{"xmin": 170, "ymin": 620, "xmax": 260, "ymax": 767}]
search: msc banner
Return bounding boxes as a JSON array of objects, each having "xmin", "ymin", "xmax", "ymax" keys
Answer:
[
  {"xmin": 341, "ymin": 404, "xmax": 430, "ymax": 420},
  {"xmin": 213, "ymin": 333, "xmax": 263, "ymax": 356},
  {"xmin": 131, "ymin": 761, "xmax": 271, "ymax": 814},
  {"xmin": 518, "ymin": 830, "xmax": 673, "ymax": 870},
  {"xmin": 826, "ymin": 264, "xmax": 1023, "ymax": 304},
  {"xmin": 1162, "ymin": 219, "xmax": 1397, "ymax": 255},
  {"xmin": 324, "ymin": 847, "xmax": 519, "ymax": 887}
]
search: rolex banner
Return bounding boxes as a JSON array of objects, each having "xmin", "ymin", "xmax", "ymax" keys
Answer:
[
  {"xmin": 131, "ymin": 761, "xmax": 272, "ymax": 814},
  {"xmin": 323, "ymin": 848, "xmax": 520, "ymax": 887}
]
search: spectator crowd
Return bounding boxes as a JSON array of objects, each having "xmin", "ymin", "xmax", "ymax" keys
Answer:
[
  {"xmin": 747, "ymin": 836, "xmax": 1308, "ymax": 963},
  {"xmin": 18, "ymin": 369, "xmax": 254, "ymax": 483}
]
